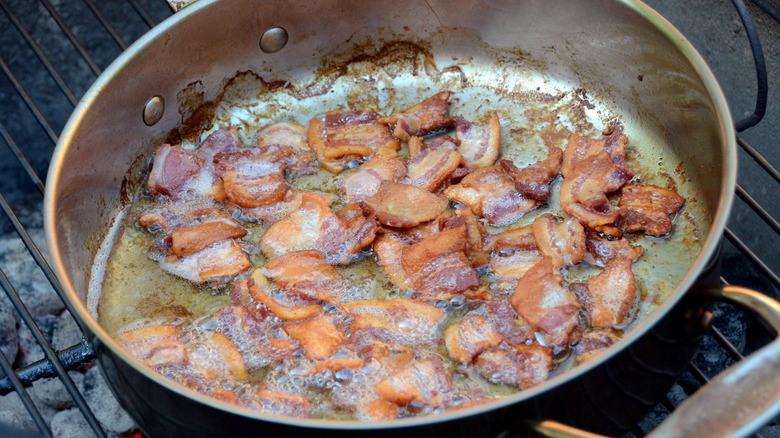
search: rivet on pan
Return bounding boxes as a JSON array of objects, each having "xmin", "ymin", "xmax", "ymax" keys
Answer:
[
  {"xmin": 260, "ymin": 27, "xmax": 288, "ymax": 53},
  {"xmin": 143, "ymin": 95, "xmax": 165, "ymax": 126}
]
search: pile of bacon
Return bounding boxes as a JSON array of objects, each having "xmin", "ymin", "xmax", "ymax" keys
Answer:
[{"xmin": 117, "ymin": 91, "xmax": 685, "ymax": 420}]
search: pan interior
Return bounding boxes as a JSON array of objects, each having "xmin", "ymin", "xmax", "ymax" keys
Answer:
[{"xmin": 46, "ymin": 0, "xmax": 730, "ymax": 428}]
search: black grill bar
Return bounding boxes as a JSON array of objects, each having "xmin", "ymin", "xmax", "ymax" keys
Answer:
[
  {"xmin": 731, "ymin": 0, "xmax": 768, "ymax": 132},
  {"xmin": 0, "ymin": 349, "xmax": 52, "ymax": 437},
  {"xmin": 0, "ymin": 265, "xmax": 107, "ymax": 438},
  {"xmin": 38, "ymin": 0, "xmax": 102, "ymax": 76},
  {"xmin": 724, "ymin": 228, "xmax": 780, "ymax": 292},
  {"xmin": 739, "ymin": 137, "xmax": 780, "ymax": 184},
  {"xmin": 0, "ymin": 122, "xmax": 45, "ymax": 194},
  {"xmin": 735, "ymin": 185, "xmax": 780, "ymax": 235},
  {"xmin": 0, "ymin": 54, "xmax": 60, "ymax": 144},
  {"xmin": 0, "ymin": 0, "xmax": 78, "ymax": 106},
  {"xmin": 128, "ymin": 0, "xmax": 158, "ymax": 28},
  {"xmin": 82, "ymin": 0, "xmax": 128, "ymax": 50},
  {"xmin": 0, "ymin": 339, "xmax": 96, "ymax": 396}
]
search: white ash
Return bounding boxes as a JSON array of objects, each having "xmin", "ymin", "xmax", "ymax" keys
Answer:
[
  {"xmin": 78, "ymin": 366, "xmax": 136, "ymax": 435},
  {"xmin": 32, "ymin": 372, "xmax": 85, "ymax": 411},
  {"xmin": 0, "ymin": 226, "xmax": 137, "ymax": 437},
  {"xmin": 0, "ymin": 305, "xmax": 17, "ymax": 362},
  {"xmin": 0, "ymin": 229, "xmax": 64, "ymax": 321}
]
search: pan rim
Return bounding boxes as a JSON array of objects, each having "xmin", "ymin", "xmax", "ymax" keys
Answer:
[{"xmin": 43, "ymin": 0, "xmax": 737, "ymax": 430}]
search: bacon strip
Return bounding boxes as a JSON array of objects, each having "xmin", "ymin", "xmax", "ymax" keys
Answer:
[
  {"xmin": 444, "ymin": 314, "xmax": 503, "ymax": 364},
  {"xmin": 247, "ymin": 279, "xmax": 322, "ymax": 321},
  {"xmin": 344, "ymin": 298, "xmax": 445, "ymax": 353},
  {"xmin": 283, "ymin": 315, "xmax": 345, "ymax": 361},
  {"xmin": 584, "ymin": 230, "xmax": 642, "ymax": 267},
  {"xmin": 363, "ymin": 181, "xmax": 448, "ymax": 228},
  {"xmin": 212, "ymin": 305, "xmax": 293, "ymax": 369},
  {"xmin": 255, "ymin": 122, "xmax": 317, "ymax": 175},
  {"xmin": 373, "ymin": 233, "xmax": 414, "ymax": 291},
  {"xmin": 309, "ymin": 109, "xmax": 399, "ymax": 173},
  {"xmin": 531, "ymin": 213, "xmax": 586, "ymax": 269},
  {"xmin": 405, "ymin": 137, "xmax": 463, "ymax": 193},
  {"xmin": 473, "ymin": 344, "xmax": 553, "ymax": 388},
  {"xmin": 454, "ymin": 114, "xmax": 501, "ymax": 168},
  {"xmin": 159, "ymin": 239, "xmax": 252, "ymax": 285},
  {"xmin": 402, "ymin": 226, "xmax": 480, "ymax": 300},
  {"xmin": 511, "ymin": 257, "xmax": 582, "ymax": 350},
  {"xmin": 259, "ymin": 192, "xmax": 378, "ymax": 264},
  {"xmin": 214, "ymin": 145, "xmax": 292, "ymax": 208},
  {"xmin": 116, "ymin": 325, "xmax": 188, "ymax": 369},
  {"xmin": 500, "ymin": 147, "xmax": 563, "ymax": 201},
  {"xmin": 445, "ymin": 165, "xmax": 536, "ymax": 226},
  {"xmin": 562, "ymin": 131, "xmax": 628, "ymax": 178},
  {"xmin": 168, "ymin": 217, "xmax": 247, "ymax": 257},
  {"xmin": 572, "ymin": 257, "xmax": 636, "ymax": 329},
  {"xmin": 375, "ymin": 357, "xmax": 454, "ymax": 408},
  {"xmin": 378, "ymin": 91, "xmax": 454, "ymax": 141},
  {"xmin": 262, "ymin": 250, "xmax": 348, "ymax": 303},
  {"xmin": 560, "ymin": 151, "xmax": 636, "ymax": 234},
  {"xmin": 340, "ymin": 144, "xmax": 407, "ymax": 204},
  {"xmin": 187, "ymin": 331, "xmax": 248, "ymax": 381},
  {"xmin": 147, "ymin": 144, "xmax": 204, "ymax": 198},
  {"xmin": 618, "ymin": 184, "xmax": 685, "ymax": 236},
  {"xmin": 244, "ymin": 387, "xmax": 311, "ymax": 418}
]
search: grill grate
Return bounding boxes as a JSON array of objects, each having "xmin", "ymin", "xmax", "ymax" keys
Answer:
[{"xmin": 0, "ymin": 1, "xmax": 778, "ymax": 437}]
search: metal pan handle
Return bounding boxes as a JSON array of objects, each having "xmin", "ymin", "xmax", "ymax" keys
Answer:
[{"xmin": 514, "ymin": 285, "xmax": 780, "ymax": 438}]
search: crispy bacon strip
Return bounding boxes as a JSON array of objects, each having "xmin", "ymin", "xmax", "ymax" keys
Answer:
[
  {"xmin": 483, "ymin": 224, "xmax": 537, "ymax": 253},
  {"xmin": 159, "ymin": 239, "xmax": 252, "ymax": 285},
  {"xmin": 402, "ymin": 226, "xmax": 480, "ymax": 300},
  {"xmin": 255, "ymin": 122, "xmax": 317, "ymax": 175},
  {"xmin": 137, "ymin": 201, "xmax": 223, "ymax": 234},
  {"xmin": 244, "ymin": 387, "xmax": 311, "ymax": 418},
  {"xmin": 511, "ymin": 257, "xmax": 582, "ymax": 350},
  {"xmin": 283, "ymin": 315, "xmax": 345, "ymax": 361},
  {"xmin": 262, "ymin": 250, "xmax": 348, "ymax": 303},
  {"xmin": 406, "ymin": 137, "xmax": 463, "ymax": 193},
  {"xmin": 212, "ymin": 305, "xmax": 293, "ymax": 368},
  {"xmin": 309, "ymin": 109, "xmax": 399, "ymax": 173},
  {"xmin": 562, "ymin": 131, "xmax": 628, "ymax": 178},
  {"xmin": 473, "ymin": 344, "xmax": 553, "ymax": 388},
  {"xmin": 445, "ymin": 208, "xmax": 489, "ymax": 268},
  {"xmin": 488, "ymin": 249, "xmax": 543, "ymax": 291},
  {"xmin": 363, "ymin": 181, "xmax": 448, "ymax": 228},
  {"xmin": 444, "ymin": 314, "xmax": 503, "ymax": 364},
  {"xmin": 344, "ymin": 298, "xmax": 445, "ymax": 353},
  {"xmin": 187, "ymin": 331, "xmax": 248, "ymax": 381},
  {"xmin": 214, "ymin": 145, "xmax": 292, "ymax": 208},
  {"xmin": 375, "ymin": 357, "xmax": 454, "ymax": 408},
  {"xmin": 340, "ymin": 144, "xmax": 407, "ymax": 204},
  {"xmin": 373, "ymin": 233, "xmax": 415, "ymax": 290},
  {"xmin": 239, "ymin": 189, "xmax": 304, "ymax": 225},
  {"xmin": 378, "ymin": 91, "xmax": 454, "ymax": 141},
  {"xmin": 500, "ymin": 147, "xmax": 563, "ymax": 201},
  {"xmin": 259, "ymin": 192, "xmax": 378, "ymax": 264},
  {"xmin": 618, "ymin": 184, "xmax": 685, "ymax": 236},
  {"xmin": 454, "ymin": 114, "xmax": 501, "ymax": 168},
  {"xmin": 115, "ymin": 325, "xmax": 188, "ymax": 368},
  {"xmin": 247, "ymin": 279, "xmax": 322, "ymax": 321},
  {"xmin": 532, "ymin": 213, "xmax": 586, "ymax": 269},
  {"xmin": 168, "ymin": 217, "xmax": 247, "ymax": 257},
  {"xmin": 584, "ymin": 230, "xmax": 642, "ymax": 267},
  {"xmin": 445, "ymin": 165, "xmax": 536, "ymax": 226},
  {"xmin": 573, "ymin": 330, "xmax": 620, "ymax": 364},
  {"xmin": 572, "ymin": 257, "xmax": 636, "ymax": 328},
  {"xmin": 483, "ymin": 298, "xmax": 534, "ymax": 346},
  {"xmin": 560, "ymin": 151, "xmax": 636, "ymax": 234}
]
